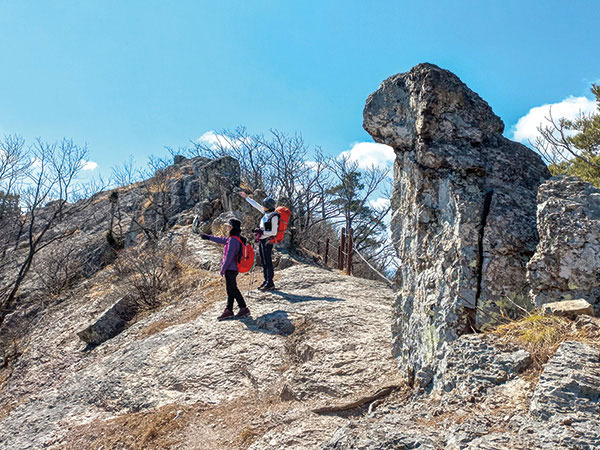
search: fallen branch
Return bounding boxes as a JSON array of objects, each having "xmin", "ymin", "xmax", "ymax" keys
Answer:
[{"xmin": 312, "ymin": 384, "xmax": 403, "ymax": 414}]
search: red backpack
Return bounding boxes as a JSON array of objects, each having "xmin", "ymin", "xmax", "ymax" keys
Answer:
[
  {"xmin": 273, "ymin": 206, "xmax": 291, "ymax": 244},
  {"xmin": 232, "ymin": 236, "xmax": 255, "ymax": 273}
]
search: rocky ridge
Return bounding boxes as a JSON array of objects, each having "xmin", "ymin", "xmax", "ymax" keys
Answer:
[
  {"xmin": 0, "ymin": 229, "xmax": 398, "ymax": 449},
  {"xmin": 1, "ymin": 62, "xmax": 599, "ymax": 449}
]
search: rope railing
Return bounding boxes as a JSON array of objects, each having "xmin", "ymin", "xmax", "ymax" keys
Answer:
[
  {"xmin": 300, "ymin": 232, "xmax": 394, "ymax": 287},
  {"xmin": 351, "ymin": 243, "xmax": 394, "ymax": 287}
]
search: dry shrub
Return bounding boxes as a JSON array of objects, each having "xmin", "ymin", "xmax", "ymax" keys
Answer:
[
  {"xmin": 32, "ymin": 242, "xmax": 83, "ymax": 296},
  {"xmin": 113, "ymin": 238, "xmax": 189, "ymax": 309},
  {"xmin": 492, "ymin": 313, "xmax": 599, "ymax": 369},
  {"xmin": 59, "ymin": 403, "xmax": 196, "ymax": 450}
]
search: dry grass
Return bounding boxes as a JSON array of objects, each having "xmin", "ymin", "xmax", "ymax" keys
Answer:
[
  {"xmin": 491, "ymin": 313, "xmax": 600, "ymax": 369},
  {"xmin": 58, "ymin": 403, "xmax": 197, "ymax": 450},
  {"xmin": 59, "ymin": 390, "xmax": 287, "ymax": 450}
]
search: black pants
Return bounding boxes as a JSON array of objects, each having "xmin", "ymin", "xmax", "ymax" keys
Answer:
[
  {"xmin": 225, "ymin": 270, "xmax": 246, "ymax": 310},
  {"xmin": 259, "ymin": 239, "xmax": 274, "ymax": 285}
]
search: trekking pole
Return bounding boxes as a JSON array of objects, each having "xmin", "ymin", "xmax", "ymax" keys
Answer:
[{"xmin": 247, "ymin": 241, "xmax": 257, "ymax": 297}]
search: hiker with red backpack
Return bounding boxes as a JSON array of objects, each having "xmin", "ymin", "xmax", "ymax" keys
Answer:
[
  {"xmin": 238, "ymin": 192, "xmax": 290, "ymax": 291},
  {"xmin": 201, "ymin": 218, "xmax": 252, "ymax": 321}
]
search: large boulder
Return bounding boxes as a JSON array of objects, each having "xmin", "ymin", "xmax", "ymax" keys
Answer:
[
  {"xmin": 363, "ymin": 63, "xmax": 550, "ymax": 381},
  {"xmin": 77, "ymin": 295, "xmax": 138, "ymax": 345},
  {"xmin": 527, "ymin": 176, "xmax": 600, "ymax": 314}
]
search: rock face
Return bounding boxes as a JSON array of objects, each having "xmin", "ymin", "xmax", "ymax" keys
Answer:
[
  {"xmin": 363, "ymin": 63, "xmax": 550, "ymax": 381},
  {"xmin": 0, "ymin": 245, "xmax": 397, "ymax": 449},
  {"xmin": 530, "ymin": 341, "xmax": 600, "ymax": 422},
  {"xmin": 527, "ymin": 176, "xmax": 600, "ymax": 314},
  {"xmin": 325, "ymin": 334, "xmax": 600, "ymax": 450}
]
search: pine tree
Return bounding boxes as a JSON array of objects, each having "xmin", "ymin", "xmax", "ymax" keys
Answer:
[{"xmin": 542, "ymin": 84, "xmax": 600, "ymax": 186}]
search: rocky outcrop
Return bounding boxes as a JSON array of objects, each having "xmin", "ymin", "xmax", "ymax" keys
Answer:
[
  {"xmin": 325, "ymin": 332, "xmax": 600, "ymax": 449},
  {"xmin": 363, "ymin": 63, "xmax": 550, "ymax": 381},
  {"xmin": 530, "ymin": 341, "xmax": 600, "ymax": 422},
  {"xmin": 527, "ymin": 176, "xmax": 600, "ymax": 314},
  {"xmin": 432, "ymin": 335, "xmax": 531, "ymax": 395},
  {"xmin": 77, "ymin": 294, "xmax": 138, "ymax": 345}
]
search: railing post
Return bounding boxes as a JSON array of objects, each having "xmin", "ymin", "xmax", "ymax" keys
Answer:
[
  {"xmin": 324, "ymin": 238, "xmax": 329, "ymax": 266},
  {"xmin": 346, "ymin": 228, "xmax": 353, "ymax": 275},
  {"xmin": 338, "ymin": 227, "xmax": 346, "ymax": 271}
]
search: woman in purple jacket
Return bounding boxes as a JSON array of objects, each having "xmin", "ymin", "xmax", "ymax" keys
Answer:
[{"xmin": 201, "ymin": 218, "xmax": 250, "ymax": 321}]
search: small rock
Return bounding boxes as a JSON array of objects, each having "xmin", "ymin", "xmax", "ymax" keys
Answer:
[
  {"xmin": 542, "ymin": 299, "xmax": 594, "ymax": 318},
  {"xmin": 280, "ymin": 384, "xmax": 296, "ymax": 401},
  {"xmin": 77, "ymin": 295, "xmax": 138, "ymax": 345},
  {"xmin": 277, "ymin": 255, "xmax": 293, "ymax": 270}
]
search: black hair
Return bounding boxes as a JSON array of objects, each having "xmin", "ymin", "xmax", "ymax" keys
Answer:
[{"xmin": 229, "ymin": 227, "xmax": 247, "ymax": 244}]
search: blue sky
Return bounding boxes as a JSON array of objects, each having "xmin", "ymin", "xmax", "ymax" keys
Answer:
[{"xmin": 1, "ymin": 0, "xmax": 599, "ymax": 176}]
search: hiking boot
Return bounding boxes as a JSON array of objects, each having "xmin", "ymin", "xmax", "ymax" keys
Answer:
[
  {"xmin": 217, "ymin": 308, "xmax": 234, "ymax": 321},
  {"xmin": 263, "ymin": 283, "xmax": 276, "ymax": 291},
  {"xmin": 236, "ymin": 307, "xmax": 251, "ymax": 318},
  {"xmin": 257, "ymin": 281, "xmax": 268, "ymax": 290}
]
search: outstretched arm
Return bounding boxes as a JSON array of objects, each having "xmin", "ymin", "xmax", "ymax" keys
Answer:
[
  {"xmin": 201, "ymin": 234, "xmax": 227, "ymax": 245},
  {"xmin": 239, "ymin": 191, "xmax": 264, "ymax": 213}
]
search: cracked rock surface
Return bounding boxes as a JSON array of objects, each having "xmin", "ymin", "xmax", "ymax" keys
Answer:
[
  {"xmin": 324, "ymin": 334, "xmax": 600, "ymax": 449},
  {"xmin": 0, "ymin": 237, "xmax": 398, "ymax": 449},
  {"xmin": 363, "ymin": 63, "xmax": 550, "ymax": 379}
]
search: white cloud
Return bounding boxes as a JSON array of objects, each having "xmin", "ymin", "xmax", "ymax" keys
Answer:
[
  {"xmin": 511, "ymin": 96, "xmax": 597, "ymax": 144},
  {"xmin": 369, "ymin": 197, "xmax": 391, "ymax": 210},
  {"xmin": 196, "ymin": 130, "xmax": 249, "ymax": 150},
  {"xmin": 82, "ymin": 160, "xmax": 98, "ymax": 171},
  {"xmin": 339, "ymin": 142, "xmax": 395, "ymax": 169},
  {"xmin": 197, "ymin": 130, "xmax": 223, "ymax": 147}
]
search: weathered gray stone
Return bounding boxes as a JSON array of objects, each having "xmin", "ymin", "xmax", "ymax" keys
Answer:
[
  {"xmin": 542, "ymin": 299, "xmax": 594, "ymax": 318},
  {"xmin": 211, "ymin": 210, "xmax": 244, "ymax": 235},
  {"xmin": 77, "ymin": 295, "xmax": 138, "ymax": 345},
  {"xmin": 363, "ymin": 63, "xmax": 550, "ymax": 380},
  {"xmin": 527, "ymin": 176, "xmax": 600, "ymax": 314},
  {"xmin": 530, "ymin": 341, "xmax": 600, "ymax": 420},
  {"xmin": 194, "ymin": 200, "xmax": 214, "ymax": 221},
  {"xmin": 277, "ymin": 255, "xmax": 294, "ymax": 270},
  {"xmin": 255, "ymin": 310, "xmax": 295, "ymax": 335},
  {"xmin": 0, "ymin": 258, "xmax": 396, "ymax": 449},
  {"xmin": 173, "ymin": 154, "xmax": 187, "ymax": 165},
  {"xmin": 433, "ymin": 335, "xmax": 531, "ymax": 397},
  {"xmin": 195, "ymin": 156, "xmax": 240, "ymax": 207}
]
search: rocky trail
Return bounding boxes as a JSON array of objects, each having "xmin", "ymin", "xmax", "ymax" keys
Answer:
[{"xmin": 0, "ymin": 230, "xmax": 401, "ymax": 449}]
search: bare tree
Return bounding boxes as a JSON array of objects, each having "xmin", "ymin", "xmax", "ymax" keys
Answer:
[
  {"xmin": 110, "ymin": 155, "xmax": 143, "ymax": 187},
  {"xmin": 0, "ymin": 138, "xmax": 101, "ymax": 329},
  {"xmin": 258, "ymin": 130, "xmax": 335, "ymax": 247},
  {"xmin": 189, "ymin": 127, "xmax": 270, "ymax": 191}
]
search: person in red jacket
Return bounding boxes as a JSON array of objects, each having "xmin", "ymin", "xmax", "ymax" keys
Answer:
[{"xmin": 201, "ymin": 218, "xmax": 250, "ymax": 321}]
